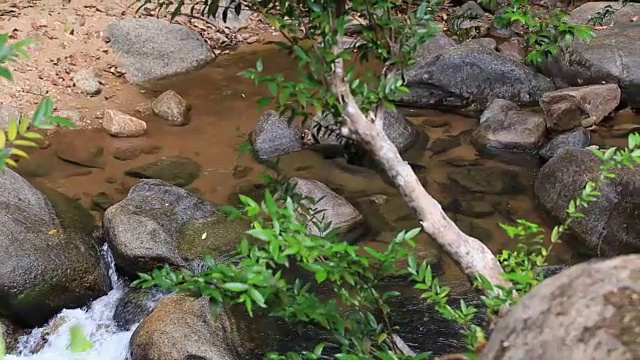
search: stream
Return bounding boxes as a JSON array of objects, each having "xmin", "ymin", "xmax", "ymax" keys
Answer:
[
  {"xmin": 9, "ymin": 245, "xmax": 135, "ymax": 360},
  {"xmin": 7, "ymin": 44, "xmax": 638, "ymax": 359}
]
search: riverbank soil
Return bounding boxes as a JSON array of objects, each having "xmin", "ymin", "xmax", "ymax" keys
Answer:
[{"xmin": 0, "ymin": 0, "xmax": 270, "ymax": 129}]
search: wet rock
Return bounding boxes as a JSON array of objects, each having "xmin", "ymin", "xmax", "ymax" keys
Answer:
[
  {"xmin": 481, "ymin": 255, "xmax": 640, "ymax": 360},
  {"xmin": 569, "ymin": 2, "xmax": 640, "ymax": 26},
  {"xmin": 151, "ymin": 90, "xmax": 190, "ymax": 126},
  {"xmin": 90, "ymin": 192, "xmax": 115, "ymax": 212},
  {"xmin": 0, "ymin": 104, "xmax": 20, "ymax": 130},
  {"xmin": 55, "ymin": 140, "xmax": 105, "ymax": 169},
  {"xmin": 103, "ymin": 179, "xmax": 249, "ymax": 277},
  {"xmin": 251, "ymin": 110, "xmax": 303, "ymax": 160},
  {"xmin": 473, "ymin": 99, "xmax": 547, "ymax": 153},
  {"xmin": 72, "ymin": 68, "xmax": 102, "ymax": 96},
  {"xmin": 401, "ymin": 44, "xmax": 555, "ymax": 114},
  {"xmin": 0, "ymin": 169, "xmax": 109, "ymax": 326},
  {"xmin": 106, "ymin": 18, "xmax": 213, "ymax": 84},
  {"xmin": 290, "ymin": 177, "xmax": 365, "ymax": 240},
  {"xmin": 540, "ymin": 25, "xmax": 640, "ymax": 108},
  {"xmin": 103, "ymin": 109, "xmax": 147, "ymax": 137},
  {"xmin": 124, "ymin": 156, "xmax": 201, "ymax": 187},
  {"xmin": 129, "ymin": 294, "xmax": 244, "ymax": 360},
  {"xmin": 497, "ymin": 41, "xmax": 525, "ymax": 63},
  {"xmin": 449, "ymin": 166, "xmax": 526, "ymax": 195},
  {"xmin": 540, "ymin": 84, "xmax": 621, "ymax": 131},
  {"xmin": 114, "ymin": 287, "xmax": 168, "ymax": 331},
  {"xmin": 539, "ymin": 128, "xmax": 591, "ymax": 160},
  {"xmin": 429, "ymin": 136, "xmax": 461, "ymax": 155},
  {"xmin": 534, "ymin": 148, "xmax": 640, "ymax": 256},
  {"xmin": 1, "ymin": 318, "xmax": 26, "ymax": 353},
  {"xmin": 309, "ymin": 110, "xmax": 419, "ymax": 153}
]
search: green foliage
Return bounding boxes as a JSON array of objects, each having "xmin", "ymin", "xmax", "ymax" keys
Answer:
[
  {"xmin": 68, "ymin": 324, "xmax": 93, "ymax": 353},
  {"xmin": 0, "ymin": 33, "xmax": 75, "ymax": 172},
  {"xmin": 483, "ymin": 0, "xmax": 595, "ymax": 64},
  {"xmin": 135, "ymin": 184, "xmax": 432, "ymax": 359}
]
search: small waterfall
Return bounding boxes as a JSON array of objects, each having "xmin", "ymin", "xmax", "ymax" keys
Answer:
[{"xmin": 8, "ymin": 244, "xmax": 136, "ymax": 360}]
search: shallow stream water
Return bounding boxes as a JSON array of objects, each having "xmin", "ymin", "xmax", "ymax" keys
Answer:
[{"xmin": 9, "ymin": 44, "xmax": 639, "ymax": 358}]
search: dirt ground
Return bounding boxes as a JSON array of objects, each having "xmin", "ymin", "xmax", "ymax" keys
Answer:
[{"xmin": 0, "ymin": 0, "xmax": 271, "ymax": 129}]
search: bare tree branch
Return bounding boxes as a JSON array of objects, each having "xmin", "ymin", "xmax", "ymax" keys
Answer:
[{"xmin": 327, "ymin": 44, "xmax": 511, "ymax": 294}]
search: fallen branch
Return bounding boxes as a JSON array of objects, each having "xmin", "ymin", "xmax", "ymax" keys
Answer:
[{"xmin": 328, "ymin": 46, "xmax": 511, "ymax": 294}]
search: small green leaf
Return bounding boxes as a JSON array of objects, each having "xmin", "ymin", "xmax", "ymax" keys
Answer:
[
  {"xmin": 248, "ymin": 288, "xmax": 266, "ymax": 307},
  {"xmin": 69, "ymin": 324, "xmax": 93, "ymax": 353},
  {"xmin": 222, "ymin": 282, "xmax": 250, "ymax": 292}
]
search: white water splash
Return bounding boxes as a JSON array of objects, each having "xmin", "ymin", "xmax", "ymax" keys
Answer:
[{"xmin": 8, "ymin": 244, "xmax": 136, "ymax": 360}]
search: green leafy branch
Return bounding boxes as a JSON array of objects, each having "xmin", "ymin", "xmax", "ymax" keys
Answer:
[{"xmin": 0, "ymin": 33, "xmax": 75, "ymax": 172}]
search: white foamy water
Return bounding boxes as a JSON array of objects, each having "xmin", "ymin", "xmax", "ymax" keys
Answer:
[{"xmin": 7, "ymin": 244, "xmax": 136, "ymax": 360}]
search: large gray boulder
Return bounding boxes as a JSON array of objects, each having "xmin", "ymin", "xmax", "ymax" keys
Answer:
[
  {"xmin": 481, "ymin": 255, "xmax": 640, "ymax": 360},
  {"xmin": 106, "ymin": 18, "xmax": 213, "ymax": 84},
  {"xmin": 540, "ymin": 25, "xmax": 640, "ymax": 108},
  {"xmin": 0, "ymin": 169, "xmax": 109, "ymax": 326},
  {"xmin": 400, "ymin": 43, "xmax": 555, "ymax": 113},
  {"xmin": 534, "ymin": 148, "xmax": 640, "ymax": 256},
  {"xmin": 103, "ymin": 179, "xmax": 249, "ymax": 277}
]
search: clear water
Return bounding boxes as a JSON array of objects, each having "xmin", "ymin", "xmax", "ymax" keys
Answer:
[{"xmin": 8, "ymin": 244, "xmax": 135, "ymax": 360}]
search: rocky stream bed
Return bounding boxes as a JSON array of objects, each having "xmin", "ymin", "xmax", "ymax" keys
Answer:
[{"xmin": 1, "ymin": 1, "xmax": 639, "ymax": 360}]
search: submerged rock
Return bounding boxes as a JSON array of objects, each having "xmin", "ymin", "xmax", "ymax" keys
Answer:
[
  {"xmin": 151, "ymin": 90, "xmax": 190, "ymax": 126},
  {"xmin": 106, "ymin": 18, "xmax": 213, "ymax": 84},
  {"xmin": 540, "ymin": 25, "xmax": 640, "ymax": 108},
  {"xmin": 251, "ymin": 110, "xmax": 303, "ymax": 160},
  {"xmin": 55, "ymin": 141, "xmax": 105, "ymax": 169},
  {"xmin": 540, "ymin": 84, "xmax": 621, "ymax": 131},
  {"xmin": 401, "ymin": 43, "xmax": 555, "ymax": 113},
  {"xmin": 481, "ymin": 255, "xmax": 640, "ymax": 360},
  {"xmin": 449, "ymin": 165, "xmax": 526, "ymax": 195},
  {"xmin": 473, "ymin": 99, "xmax": 547, "ymax": 153},
  {"xmin": 124, "ymin": 156, "xmax": 201, "ymax": 187},
  {"xmin": 535, "ymin": 148, "xmax": 640, "ymax": 256},
  {"xmin": 539, "ymin": 128, "xmax": 591, "ymax": 160},
  {"xmin": 103, "ymin": 180, "xmax": 249, "ymax": 277},
  {"xmin": 0, "ymin": 170, "xmax": 109, "ymax": 326},
  {"xmin": 289, "ymin": 177, "xmax": 365, "ymax": 240}
]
